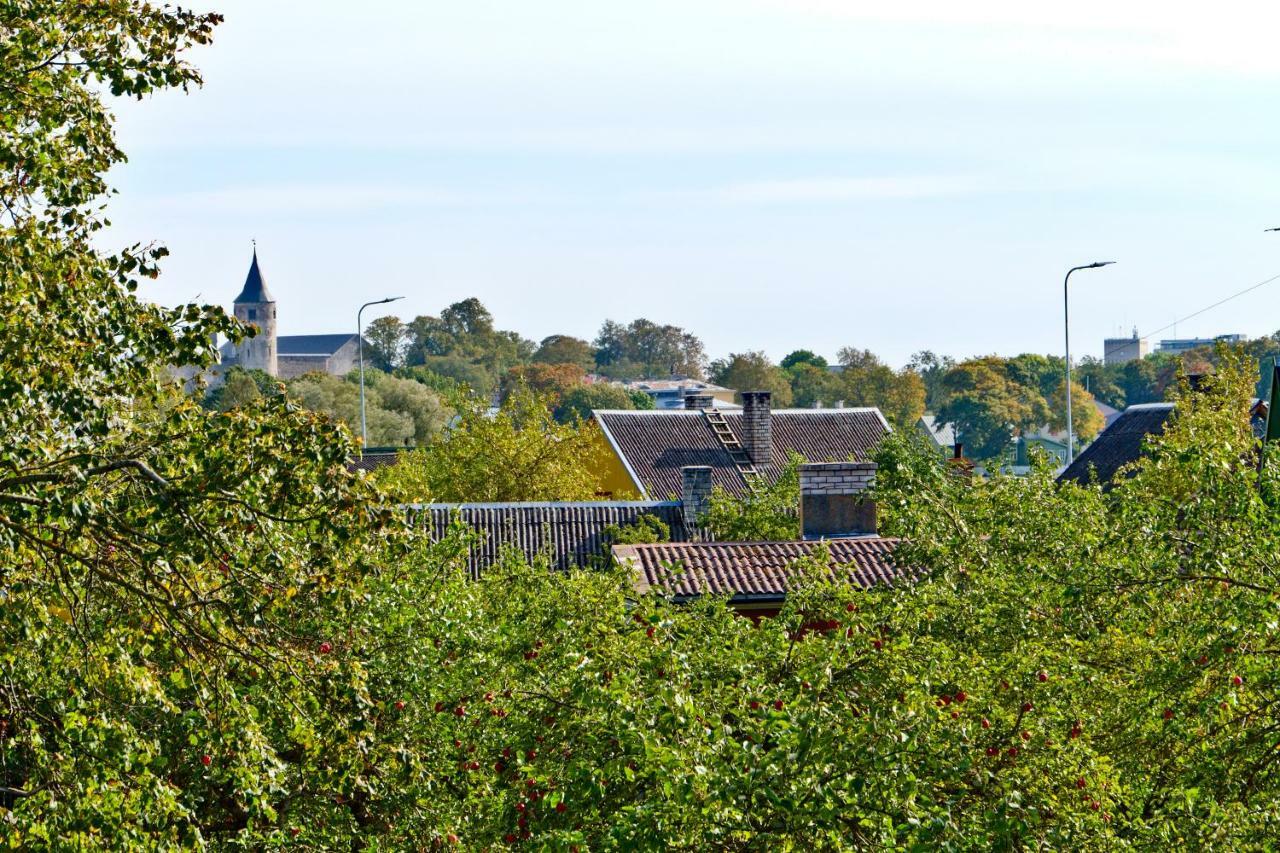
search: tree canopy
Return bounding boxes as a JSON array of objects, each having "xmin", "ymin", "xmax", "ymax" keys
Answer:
[{"xmin": 374, "ymin": 388, "xmax": 606, "ymax": 503}]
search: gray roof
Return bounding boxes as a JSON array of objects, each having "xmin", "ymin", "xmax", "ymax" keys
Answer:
[
  {"xmin": 1057, "ymin": 403, "xmax": 1174, "ymax": 487},
  {"xmin": 277, "ymin": 334, "xmax": 359, "ymax": 356},
  {"xmin": 593, "ymin": 408, "xmax": 890, "ymax": 499},
  {"xmin": 917, "ymin": 415, "xmax": 955, "ymax": 447},
  {"xmin": 414, "ymin": 501, "xmax": 693, "ymax": 577},
  {"xmin": 233, "ymin": 250, "xmax": 274, "ymax": 304}
]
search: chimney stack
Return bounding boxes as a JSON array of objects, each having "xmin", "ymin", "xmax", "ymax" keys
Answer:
[
  {"xmin": 680, "ymin": 466, "xmax": 713, "ymax": 533},
  {"xmin": 740, "ymin": 391, "xmax": 773, "ymax": 465},
  {"xmin": 684, "ymin": 393, "xmax": 714, "ymax": 410},
  {"xmin": 798, "ymin": 461, "xmax": 877, "ymax": 539}
]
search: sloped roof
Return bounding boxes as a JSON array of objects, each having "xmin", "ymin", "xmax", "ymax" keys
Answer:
[
  {"xmin": 593, "ymin": 408, "xmax": 890, "ymax": 499},
  {"xmin": 416, "ymin": 501, "xmax": 692, "ymax": 577},
  {"xmin": 277, "ymin": 334, "xmax": 359, "ymax": 356},
  {"xmin": 233, "ymin": 250, "xmax": 274, "ymax": 303},
  {"xmin": 1057, "ymin": 403, "xmax": 1174, "ymax": 486},
  {"xmin": 614, "ymin": 537, "xmax": 907, "ymax": 603},
  {"xmin": 917, "ymin": 414, "xmax": 955, "ymax": 447}
]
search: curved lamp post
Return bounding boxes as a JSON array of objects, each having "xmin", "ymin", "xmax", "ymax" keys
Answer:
[
  {"xmin": 1064, "ymin": 262, "xmax": 1115, "ymax": 465},
  {"xmin": 358, "ymin": 296, "xmax": 404, "ymax": 452}
]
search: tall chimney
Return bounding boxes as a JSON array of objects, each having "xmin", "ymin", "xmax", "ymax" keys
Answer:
[
  {"xmin": 740, "ymin": 391, "xmax": 773, "ymax": 465},
  {"xmin": 685, "ymin": 393, "xmax": 714, "ymax": 410},
  {"xmin": 798, "ymin": 461, "xmax": 877, "ymax": 539},
  {"xmin": 680, "ymin": 465, "xmax": 713, "ymax": 534}
]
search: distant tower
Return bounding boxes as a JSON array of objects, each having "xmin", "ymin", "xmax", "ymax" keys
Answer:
[{"xmin": 232, "ymin": 247, "xmax": 278, "ymax": 376}]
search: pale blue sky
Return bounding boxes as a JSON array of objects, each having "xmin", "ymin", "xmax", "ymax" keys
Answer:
[{"xmin": 109, "ymin": 0, "xmax": 1280, "ymax": 366}]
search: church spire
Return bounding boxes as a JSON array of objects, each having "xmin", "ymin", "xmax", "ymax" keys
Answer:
[{"xmin": 233, "ymin": 245, "xmax": 274, "ymax": 304}]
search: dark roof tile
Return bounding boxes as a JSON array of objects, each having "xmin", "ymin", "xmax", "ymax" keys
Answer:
[
  {"xmin": 1057, "ymin": 403, "xmax": 1174, "ymax": 486},
  {"xmin": 233, "ymin": 250, "xmax": 274, "ymax": 303},
  {"xmin": 418, "ymin": 502, "xmax": 692, "ymax": 577},
  {"xmin": 278, "ymin": 334, "xmax": 359, "ymax": 356},
  {"xmin": 595, "ymin": 409, "xmax": 889, "ymax": 498}
]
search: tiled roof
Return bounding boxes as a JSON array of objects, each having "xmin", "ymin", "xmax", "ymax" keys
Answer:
[
  {"xmin": 278, "ymin": 334, "xmax": 358, "ymax": 356},
  {"xmin": 1057, "ymin": 403, "xmax": 1174, "ymax": 486},
  {"xmin": 594, "ymin": 409, "xmax": 890, "ymax": 499},
  {"xmin": 614, "ymin": 537, "xmax": 906, "ymax": 603},
  {"xmin": 416, "ymin": 501, "xmax": 693, "ymax": 577}
]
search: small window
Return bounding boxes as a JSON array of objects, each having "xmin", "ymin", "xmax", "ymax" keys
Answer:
[{"xmin": 247, "ymin": 308, "xmax": 257, "ymax": 321}]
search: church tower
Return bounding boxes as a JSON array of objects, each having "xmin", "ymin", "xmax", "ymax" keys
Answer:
[{"xmin": 232, "ymin": 247, "xmax": 278, "ymax": 376}]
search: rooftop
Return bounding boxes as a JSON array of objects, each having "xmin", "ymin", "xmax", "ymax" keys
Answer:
[
  {"xmin": 233, "ymin": 249, "xmax": 274, "ymax": 304},
  {"xmin": 593, "ymin": 408, "xmax": 890, "ymax": 499},
  {"xmin": 415, "ymin": 501, "xmax": 694, "ymax": 576},
  {"xmin": 277, "ymin": 333, "xmax": 360, "ymax": 357},
  {"xmin": 614, "ymin": 537, "xmax": 907, "ymax": 604},
  {"xmin": 1057, "ymin": 403, "xmax": 1175, "ymax": 486}
]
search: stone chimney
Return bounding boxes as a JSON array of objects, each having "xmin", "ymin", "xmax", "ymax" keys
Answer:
[
  {"xmin": 680, "ymin": 465, "xmax": 713, "ymax": 532},
  {"xmin": 740, "ymin": 391, "xmax": 773, "ymax": 465},
  {"xmin": 798, "ymin": 461, "xmax": 877, "ymax": 539},
  {"xmin": 684, "ymin": 393, "xmax": 714, "ymax": 410}
]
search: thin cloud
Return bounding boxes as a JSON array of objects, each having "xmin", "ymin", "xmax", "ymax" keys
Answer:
[{"xmin": 713, "ymin": 176, "xmax": 985, "ymax": 204}]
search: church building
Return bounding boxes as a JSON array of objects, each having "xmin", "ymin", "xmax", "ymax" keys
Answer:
[{"xmin": 219, "ymin": 249, "xmax": 363, "ymax": 380}]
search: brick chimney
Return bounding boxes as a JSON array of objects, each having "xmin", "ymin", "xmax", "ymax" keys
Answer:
[
  {"xmin": 798, "ymin": 461, "xmax": 877, "ymax": 538},
  {"xmin": 684, "ymin": 393, "xmax": 714, "ymax": 410},
  {"xmin": 680, "ymin": 465, "xmax": 713, "ymax": 533},
  {"xmin": 740, "ymin": 391, "xmax": 773, "ymax": 465}
]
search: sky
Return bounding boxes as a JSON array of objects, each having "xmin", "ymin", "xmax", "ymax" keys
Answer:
[{"xmin": 108, "ymin": 0, "xmax": 1280, "ymax": 368}]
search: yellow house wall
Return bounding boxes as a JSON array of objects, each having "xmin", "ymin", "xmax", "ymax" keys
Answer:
[{"xmin": 584, "ymin": 423, "xmax": 643, "ymax": 499}]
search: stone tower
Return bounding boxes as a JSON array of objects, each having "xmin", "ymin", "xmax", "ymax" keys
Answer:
[{"xmin": 232, "ymin": 248, "xmax": 278, "ymax": 376}]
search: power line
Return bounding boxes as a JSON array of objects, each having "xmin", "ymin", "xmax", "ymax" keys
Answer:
[{"xmin": 1100, "ymin": 270, "xmax": 1280, "ymax": 363}]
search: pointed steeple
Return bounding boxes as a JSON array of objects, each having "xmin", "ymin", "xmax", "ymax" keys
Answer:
[{"xmin": 233, "ymin": 246, "xmax": 274, "ymax": 304}]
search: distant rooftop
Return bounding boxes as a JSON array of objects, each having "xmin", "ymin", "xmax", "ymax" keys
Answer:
[
  {"xmin": 233, "ymin": 249, "xmax": 274, "ymax": 304},
  {"xmin": 277, "ymin": 333, "xmax": 359, "ymax": 357}
]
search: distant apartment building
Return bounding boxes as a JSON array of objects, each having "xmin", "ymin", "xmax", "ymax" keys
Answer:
[
  {"xmin": 1103, "ymin": 329, "xmax": 1148, "ymax": 366},
  {"xmin": 1156, "ymin": 334, "xmax": 1245, "ymax": 356},
  {"xmin": 620, "ymin": 378, "xmax": 738, "ymax": 410}
]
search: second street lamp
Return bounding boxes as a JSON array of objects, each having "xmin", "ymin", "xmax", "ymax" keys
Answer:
[
  {"xmin": 358, "ymin": 296, "xmax": 404, "ymax": 453},
  {"xmin": 1064, "ymin": 261, "xmax": 1115, "ymax": 466}
]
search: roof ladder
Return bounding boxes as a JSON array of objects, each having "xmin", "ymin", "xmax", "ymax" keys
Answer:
[{"xmin": 701, "ymin": 407, "xmax": 762, "ymax": 493}]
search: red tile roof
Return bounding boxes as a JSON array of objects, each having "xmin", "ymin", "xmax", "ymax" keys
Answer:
[
  {"xmin": 613, "ymin": 537, "xmax": 906, "ymax": 603},
  {"xmin": 594, "ymin": 409, "xmax": 890, "ymax": 499}
]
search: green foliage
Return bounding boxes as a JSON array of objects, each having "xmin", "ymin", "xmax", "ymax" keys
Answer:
[
  {"xmin": 710, "ymin": 351, "xmax": 794, "ymax": 406},
  {"xmin": 398, "ymin": 359, "xmax": 495, "ymax": 398},
  {"xmin": 363, "ymin": 314, "xmax": 407, "ymax": 370},
  {"xmin": 201, "ymin": 367, "xmax": 280, "ymax": 412},
  {"xmin": 833, "ymin": 348, "xmax": 926, "ymax": 427},
  {"xmin": 553, "ymin": 383, "xmax": 653, "ymax": 424},
  {"xmin": 780, "ymin": 349, "xmax": 828, "ymax": 371},
  {"xmin": 403, "ymin": 299, "xmax": 535, "ymax": 387},
  {"xmin": 285, "ymin": 370, "xmax": 448, "ymax": 447},
  {"xmin": 786, "ymin": 361, "xmax": 841, "ymax": 409},
  {"xmin": 702, "ymin": 453, "xmax": 804, "ymax": 541},
  {"xmin": 532, "ymin": 334, "xmax": 597, "ymax": 370},
  {"xmin": 375, "ymin": 388, "xmax": 606, "ymax": 502},
  {"xmin": 2, "ymin": 6, "xmax": 409, "ymax": 846},
  {"xmin": 593, "ymin": 318, "xmax": 708, "ymax": 380},
  {"xmin": 600, "ymin": 513, "xmax": 672, "ymax": 546},
  {"xmin": 936, "ymin": 356, "xmax": 1052, "ymax": 460}
]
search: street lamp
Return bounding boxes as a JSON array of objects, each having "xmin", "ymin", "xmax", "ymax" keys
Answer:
[
  {"xmin": 1064, "ymin": 262, "xmax": 1115, "ymax": 466},
  {"xmin": 358, "ymin": 296, "xmax": 404, "ymax": 452}
]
